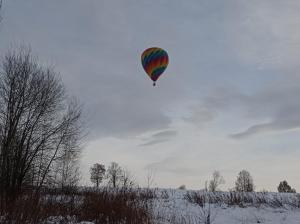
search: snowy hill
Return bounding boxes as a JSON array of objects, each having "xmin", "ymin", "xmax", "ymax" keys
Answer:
[
  {"xmin": 5, "ymin": 187, "xmax": 300, "ymax": 224},
  {"xmin": 151, "ymin": 189, "xmax": 300, "ymax": 224}
]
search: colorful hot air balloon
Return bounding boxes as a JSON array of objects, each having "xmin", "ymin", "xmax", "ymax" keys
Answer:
[{"xmin": 141, "ymin": 47, "xmax": 169, "ymax": 86}]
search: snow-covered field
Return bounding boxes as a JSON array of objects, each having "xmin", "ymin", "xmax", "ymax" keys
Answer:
[
  {"xmin": 151, "ymin": 189, "xmax": 300, "ymax": 224},
  {"xmin": 8, "ymin": 188, "xmax": 300, "ymax": 224}
]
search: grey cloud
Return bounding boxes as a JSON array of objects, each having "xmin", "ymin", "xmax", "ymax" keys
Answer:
[
  {"xmin": 145, "ymin": 157, "xmax": 196, "ymax": 175},
  {"xmin": 0, "ymin": 0, "xmax": 186, "ymax": 139},
  {"xmin": 188, "ymin": 79, "xmax": 300, "ymax": 138},
  {"xmin": 184, "ymin": 87, "xmax": 248, "ymax": 126},
  {"xmin": 139, "ymin": 130, "xmax": 177, "ymax": 147},
  {"xmin": 1, "ymin": 0, "xmax": 273, "ymax": 139},
  {"xmin": 3, "ymin": 0, "xmax": 300, "ymax": 141},
  {"xmin": 151, "ymin": 130, "xmax": 178, "ymax": 139},
  {"xmin": 139, "ymin": 139, "xmax": 169, "ymax": 147},
  {"xmin": 183, "ymin": 107, "xmax": 215, "ymax": 126},
  {"xmin": 231, "ymin": 79, "xmax": 300, "ymax": 138},
  {"xmin": 232, "ymin": 106, "xmax": 300, "ymax": 138},
  {"xmin": 231, "ymin": 122, "xmax": 275, "ymax": 139},
  {"xmin": 3, "ymin": 0, "xmax": 300, "ymax": 190}
]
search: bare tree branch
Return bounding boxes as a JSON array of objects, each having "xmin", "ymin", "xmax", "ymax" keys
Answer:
[{"xmin": 0, "ymin": 48, "xmax": 83, "ymax": 198}]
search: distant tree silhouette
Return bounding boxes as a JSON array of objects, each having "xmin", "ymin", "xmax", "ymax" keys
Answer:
[
  {"xmin": 106, "ymin": 162, "xmax": 123, "ymax": 188},
  {"xmin": 235, "ymin": 170, "xmax": 254, "ymax": 192},
  {"xmin": 278, "ymin": 180, "xmax": 296, "ymax": 193},
  {"xmin": 54, "ymin": 147, "xmax": 81, "ymax": 190},
  {"xmin": 120, "ymin": 168, "xmax": 136, "ymax": 188},
  {"xmin": 208, "ymin": 170, "xmax": 225, "ymax": 192},
  {"xmin": 146, "ymin": 169, "xmax": 156, "ymax": 188},
  {"xmin": 90, "ymin": 163, "xmax": 106, "ymax": 188},
  {"xmin": 178, "ymin": 185, "xmax": 186, "ymax": 190}
]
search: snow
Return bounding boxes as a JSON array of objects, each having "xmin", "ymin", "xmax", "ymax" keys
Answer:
[
  {"xmin": 25, "ymin": 188, "xmax": 300, "ymax": 223},
  {"xmin": 151, "ymin": 189, "xmax": 300, "ymax": 223},
  {"xmin": 44, "ymin": 216, "xmax": 94, "ymax": 224}
]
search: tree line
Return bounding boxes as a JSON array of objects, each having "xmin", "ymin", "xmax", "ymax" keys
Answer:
[
  {"xmin": 90, "ymin": 162, "xmax": 135, "ymax": 188},
  {"xmin": 204, "ymin": 170, "xmax": 296, "ymax": 193},
  {"xmin": 89, "ymin": 164, "xmax": 297, "ymax": 194}
]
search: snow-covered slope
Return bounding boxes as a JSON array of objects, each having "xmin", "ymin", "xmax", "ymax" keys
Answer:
[
  {"xmin": 151, "ymin": 189, "xmax": 300, "ymax": 224},
  {"xmin": 38, "ymin": 188, "xmax": 300, "ymax": 223}
]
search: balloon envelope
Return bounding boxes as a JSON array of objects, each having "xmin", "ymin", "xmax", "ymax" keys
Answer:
[{"xmin": 141, "ymin": 47, "xmax": 169, "ymax": 85}]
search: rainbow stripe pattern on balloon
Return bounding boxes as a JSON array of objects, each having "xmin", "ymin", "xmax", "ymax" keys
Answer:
[{"xmin": 141, "ymin": 47, "xmax": 169, "ymax": 85}]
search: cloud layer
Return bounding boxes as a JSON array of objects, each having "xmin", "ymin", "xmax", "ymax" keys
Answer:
[{"xmin": 2, "ymin": 0, "xmax": 300, "ymax": 190}]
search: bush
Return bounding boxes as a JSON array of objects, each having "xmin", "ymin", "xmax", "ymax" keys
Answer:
[
  {"xmin": 178, "ymin": 185, "xmax": 186, "ymax": 190},
  {"xmin": 184, "ymin": 191, "xmax": 300, "ymax": 208},
  {"xmin": 0, "ymin": 187, "xmax": 153, "ymax": 224},
  {"xmin": 278, "ymin": 181, "xmax": 296, "ymax": 193}
]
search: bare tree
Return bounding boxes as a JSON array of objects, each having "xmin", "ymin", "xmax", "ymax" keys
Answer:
[
  {"xmin": 146, "ymin": 168, "xmax": 156, "ymax": 188},
  {"xmin": 208, "ymin": 170, "xmax": 225, "ymax": 192},
  {"xmin": 53, "ymin": 140, "xmax": 81, "ymax": 190},
  {"xmin": 90, "ymin": 163, "xmax": 105, "ymax": 188},
  {"xmin": 121, "ymin": 168, "xmax": 136, "ymax": 188},
  {"xmin": 106, "ymin": 162, "xmax": 123, "ymax": 188},
  {"xmin": 235, "ymin": 170, "xmax": 254, "ymax": 192},
  {"xmin": 0, "ymin": 49, "xmax": 82, "ymax": 198}
]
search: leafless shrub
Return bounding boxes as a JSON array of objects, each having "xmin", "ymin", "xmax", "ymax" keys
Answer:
[
  {"xmin": 184, "ymin": 192, "xmax": 216, "ymax": 224},
  {"xmin": 269, "ymin": 195, "xmax": 284, "ymax": 208},
  {"xmin": 79, "ymin": 188, "xmax": 152, "ymax": 224},
  {"xmin": 225, "ymin": 191, "xmax": 243, "ymax": 206},
  {"xmin": 139, "ymin": 188, "xmax": 157, "ymax": 201},
  {"xmin": 295, "ymin": 194, "xmax": 300, "ymax": 208},
  {"xmin": 253, "ymin": 193, "xmax": 267, "ymax": 207},
  {"xmin": 184, "ymin": 191, "xmax": 298, "ymax": 209},
  {"xmin": 161, "ymin": 189, "xmax": 169, "ymax": 200},
  {"xmin": 198, "ymin": 203, "xmax": 216, "ymax": 224},
  {"xmin": 0, "ymin": 187, "xmax": 153, "ymax": 224},
  {"xmin": 184, "ymin": 191, "xmax": 206, "ymax": 207},
  {"xmin": 121, "ymin": 168, "xmax": 137, "ymax": 189}
]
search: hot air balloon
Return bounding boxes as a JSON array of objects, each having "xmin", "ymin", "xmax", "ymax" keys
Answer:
[{"xmin": 141, "ymin": 47, "xmax": 169, "ymax": 86}]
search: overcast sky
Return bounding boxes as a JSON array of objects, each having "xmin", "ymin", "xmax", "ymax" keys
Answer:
[{"xmin": 1, "ymin": 0, "xmax": 300, "ymax": 191}]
